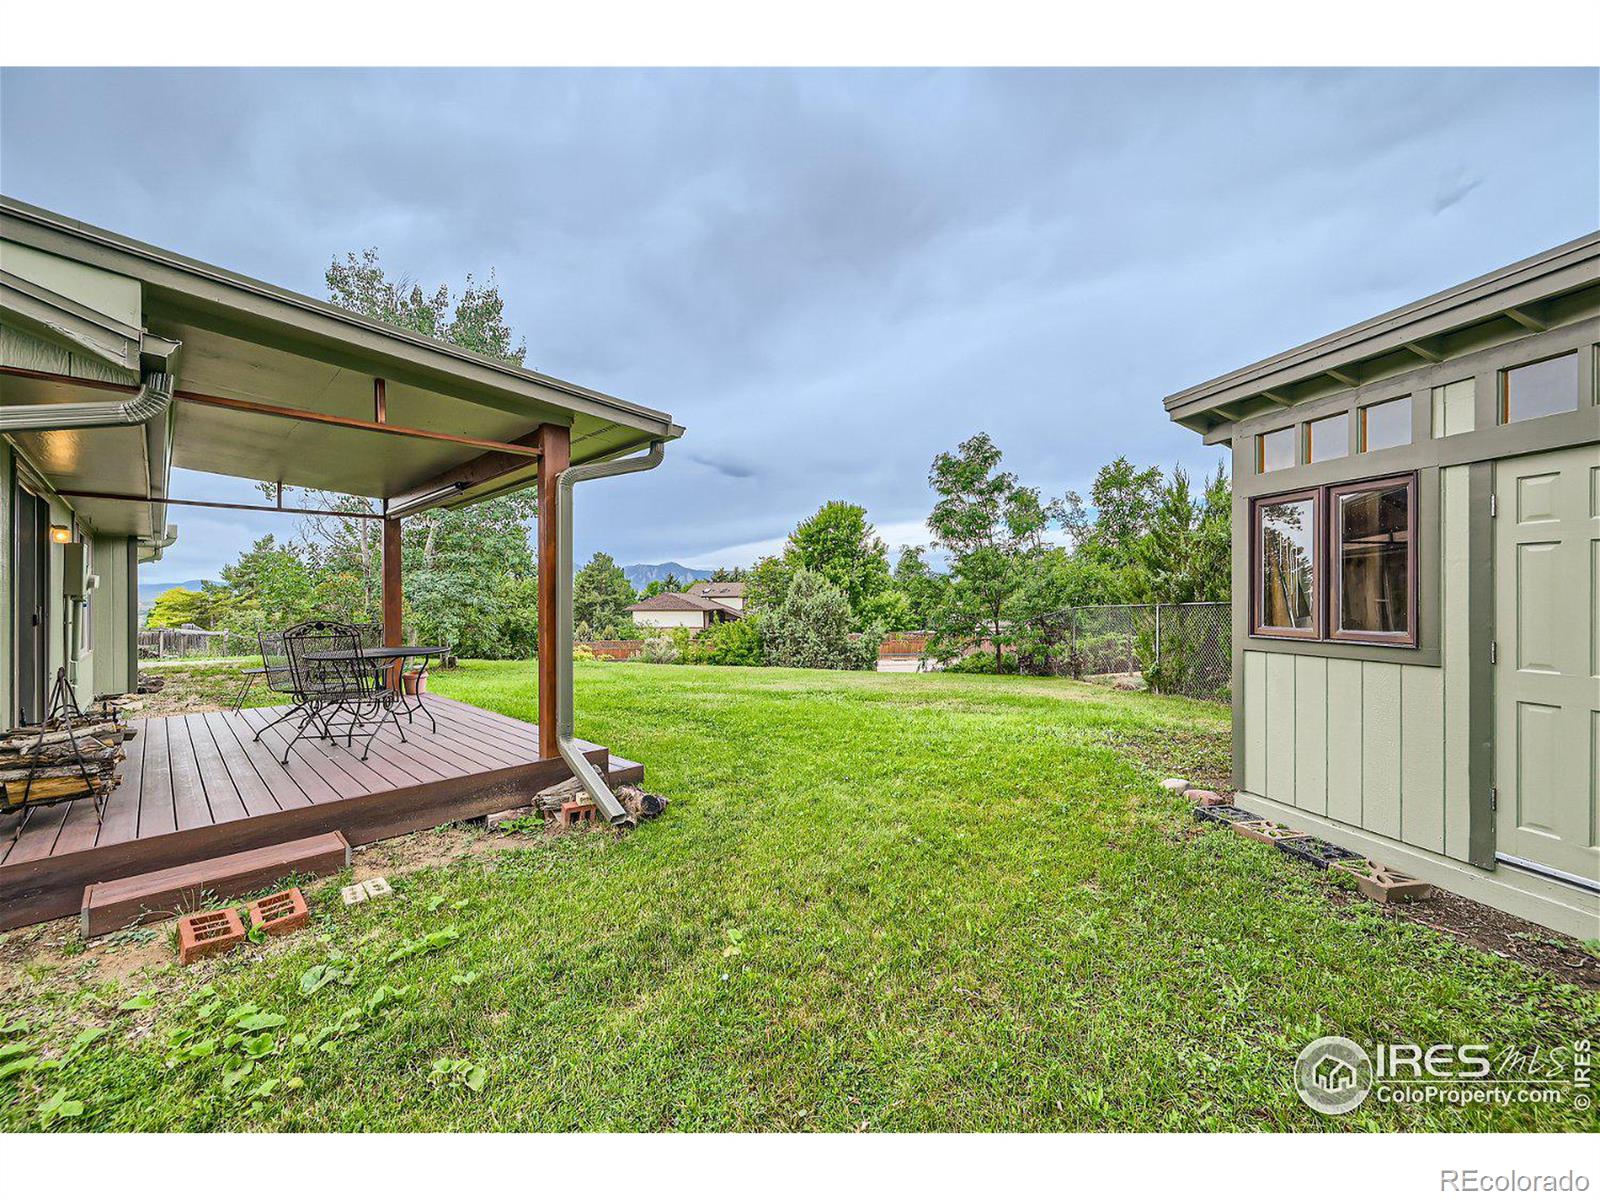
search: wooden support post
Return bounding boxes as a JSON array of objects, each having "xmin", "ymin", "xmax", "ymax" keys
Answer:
[
  {"xmin": 535, "ymin": 423, "xmax": 570, "ymax": 760},
  {"xmin": 378, "ymin": 378, "xmax": 402, "ymax": 686},
  {"xmin": 382, "ymin": 518, "xmax": 403, "ymax": 648}
]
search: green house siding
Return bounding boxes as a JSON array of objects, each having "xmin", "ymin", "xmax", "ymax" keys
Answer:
[
  {"xmin": 91, "ymin": 533, "xmax": 135, "ymax": 697},
  {"xmin": 0, "ymin": 442, "xmax": 10, "ymax": 726}
]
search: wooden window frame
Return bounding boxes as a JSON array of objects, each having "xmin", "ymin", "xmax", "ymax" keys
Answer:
[
  {"xmin": 1249, "ymin": 487, "xmax": 1323, "ymax": 641},
  {"xmin": 1499, "ymin": 349, "xmax": 1581, "ymax": 426},
  {"xmin": 1255, "ymin": 425, "xmax": 1296, "ymax": 474},
  {"xmin": 1326, "ymin": 472, "xmax": 1419, "ymax": 648},
  {"xmin": 1357, "ymin": 395, "xmax": 1411, "ymax": 453},
  {"xmin": 1303, "ymin": 412, "xmax": 1350, "ymax": 465},
  {"xmin": 1249, "ymin": 472, "xmax": 1420, "ymax": 649}
]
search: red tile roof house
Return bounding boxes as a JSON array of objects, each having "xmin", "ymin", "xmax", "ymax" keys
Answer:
[{"xmin": 627, "ymin": 591, "xmax": 741, "ymax": 630}]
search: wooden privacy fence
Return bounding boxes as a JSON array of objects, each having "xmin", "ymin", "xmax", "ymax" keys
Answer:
[
  {"xmin": 137, "ymin": 627, "xmax": 236, "ymax": 660},
  {"xmin": 580, "ymin": 640, "xmax": 646, "ymax": 661}
]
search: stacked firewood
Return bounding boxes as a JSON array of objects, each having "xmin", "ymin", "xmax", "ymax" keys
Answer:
[{"xmin": 0, "ymin": 706, "xmax": 134, "ymax": 808}]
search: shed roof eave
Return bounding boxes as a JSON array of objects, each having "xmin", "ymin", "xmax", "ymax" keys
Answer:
[
  {"xmin": 1162, "ymin": 229, "xmax": 1600, "ymax": 426},
  {"xmin": 0, "ymin": 194, "xmax": 679, "ymax": 441}
]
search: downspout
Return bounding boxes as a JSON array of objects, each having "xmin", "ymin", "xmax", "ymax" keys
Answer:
[
  {"xmin": 0, "ymin": 372, "xmax": 175, "ymax": 430},
  {"xmin": 0, "ymin": 372, "xmax": 176, "ymax": 552},
  {"xmin": 555, "ymin": 439, "xmax": 666, "ymax": 826}
]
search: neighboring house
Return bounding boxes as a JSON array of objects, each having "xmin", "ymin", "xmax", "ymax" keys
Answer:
[
  {"xmin": 683, "ymin": 580, "xmax": 745, "ymax": 613},
  {"xmin": 1163, "ymin": 231, "xmax": 1598, "ymax": 939},
  {"xmin": 627, "ymin": 591, "xmax": 741, "ymax": 630}
]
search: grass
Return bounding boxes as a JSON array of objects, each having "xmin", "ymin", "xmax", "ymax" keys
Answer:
[{"xmin": 1, "ymin": 660, "xmax": 1595, "ymax": 1131}]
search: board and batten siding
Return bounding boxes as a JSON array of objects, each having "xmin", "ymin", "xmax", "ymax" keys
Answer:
[
  {"xmin": 1242, "ymin": 466, "xmax": 1472, "ymax": 861},
  {"xmin": 91, "ymin": 534, "xmax": 134, "ymax": 697}
]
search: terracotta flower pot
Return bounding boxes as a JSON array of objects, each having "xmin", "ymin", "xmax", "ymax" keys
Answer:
[{"xmin": 402, "ymin": 669, "xmax": 427, "ymax": 696}]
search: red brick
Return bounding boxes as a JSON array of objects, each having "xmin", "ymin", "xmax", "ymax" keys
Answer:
[
  {"xmin": 559, "ymin": 799, "xmax": 598, "ymax": 827},
  {"xmin": 247, "ymin": 887, "xmax": 309, "ymax": 937},
  {"xmin": 176, "ymin": 907, "xmax": 246, "ymax": 965},
  {"xmin": 1183, "ymin": 788, "xmax": 1226, "ymax": 806}
]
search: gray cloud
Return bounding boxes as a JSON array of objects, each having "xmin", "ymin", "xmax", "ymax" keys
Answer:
[{"xmin": 2, "ymin": 68, "xmax": 1595, "ymax": 574}]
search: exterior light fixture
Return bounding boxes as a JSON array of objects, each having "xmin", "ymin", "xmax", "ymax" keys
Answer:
[{"xmin": 49, "ymin": 524, "xmax": 73, "ymax": 544}]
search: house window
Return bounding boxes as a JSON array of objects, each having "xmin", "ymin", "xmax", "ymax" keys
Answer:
[
  {"xmin": 1304, "ymin": 413, "xmax": 1349, "ymax": 464},
  {"xmin": 1256, "ymin": 426, "xmax": 1295, "ymax": 473},
  {"xmin": 1431, "ymin": 378, "xmax": 1474, "ymax": 437},
  {"xmin": 1358, "ymin": 397, "xmax": 1410, "ymax": 452},
  {"xmin": 1252, "ymin": 491, "xmax": 1319, "ymax": 638},
  {"xmin": 1329, "ymin": 475, "xmax": 1416, "ymax": 646},
  {"xmin": 1502, "ymin": 352, "xmax": 1578, "ymax": 424}
]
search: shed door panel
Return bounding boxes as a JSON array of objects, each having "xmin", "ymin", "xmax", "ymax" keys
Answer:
[{"xmin": 1494, "ymin": 445, "xmax": 1599, "ymax": 885}]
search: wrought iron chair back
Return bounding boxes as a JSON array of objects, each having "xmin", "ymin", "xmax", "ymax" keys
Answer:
[
  {"xmin": 258, "ymin": 630, "xmax": 299, "ymax": 698},
  {"xmin": 282, "ymin": 620, "xmax": 364, "ymax": 703}
]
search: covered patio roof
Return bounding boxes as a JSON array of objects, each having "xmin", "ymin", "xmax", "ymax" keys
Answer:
[{"xmin": 1, "ymin": 194, "xmax": 683, "ymax": 541}]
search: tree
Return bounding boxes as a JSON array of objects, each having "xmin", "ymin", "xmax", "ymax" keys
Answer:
[
  {"xmin": 641, "ymin": 573, "xmax": 685, "ymax": 600},
  {"xmin": 925, "ymin": 432, "xmax": 1063, "ymax": 673},
  {"xmin": 325, "ymin": 250, "xmax": 527, "ymax": 366},
  {"xmin": 762, "ymin": 569, "xmax": 879, "ymax": 671},
  {"xmin": 145, "ymin": 587, "xmax": 206, "ymax": 629},
  {"xmin": 573, "ymin": 551, "xmax": 637, "ymax": 639},
  {"xmin": 743, "ymin": 555, "xmax": 794, "ymax": 614},
  {"xmin": 891, "ymin": 545, "xmax": 947, "ymax": 630},
  {"xmin": 708, "ymin": 566, "xmax": 747, "ymax": 582},
  {"xmin": 786, "ymin": 500, "xmax": 895, "ymax": 622},
  {"xmin": 1137, "ymin": 464, "xmax": 1231, "ymax": 605},
  {"xmin": 1069, "ymin": 455, "xmax": 1164, "ymax": 574}
]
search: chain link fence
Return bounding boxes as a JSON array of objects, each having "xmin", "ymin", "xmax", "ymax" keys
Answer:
[{"xmin": 1018, "ymin": 601, "xmax": 1231, "ymax": 700}]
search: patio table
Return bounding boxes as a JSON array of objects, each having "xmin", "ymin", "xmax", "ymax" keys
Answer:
[{"xmin": 302, "ymin": 645, "xmax": 449, "ymax": 732}]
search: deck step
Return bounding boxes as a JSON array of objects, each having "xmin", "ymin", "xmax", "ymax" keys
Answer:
[{"xmin": 80, "ymin": 831, "xmax": 350, "ymax": 938}]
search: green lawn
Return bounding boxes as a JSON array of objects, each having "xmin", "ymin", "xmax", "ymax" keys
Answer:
[{"xmin": 1, "ymin": 661, "xmax": 1594, "ymax": 1131}]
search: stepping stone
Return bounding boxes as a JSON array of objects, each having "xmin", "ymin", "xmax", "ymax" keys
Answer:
[{"xmin": 1159, "ymin": 778, "xmax": 1190, "ymax": 793}]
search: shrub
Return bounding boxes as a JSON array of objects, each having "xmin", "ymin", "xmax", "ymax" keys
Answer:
[
  {"xmin": 637, "ymin": 636, "xmax": 680, "ymax": 664},
  {"xmin": 945, "ymin": 650, "xmax": 1018, "ymax": 674},
  {"xmin": 687, "ymin": 615, "xmax": 764, "ymax": 666},
  {"xmin": 762, "ymin": 570, "xmax": 880, "ymax": 671}
]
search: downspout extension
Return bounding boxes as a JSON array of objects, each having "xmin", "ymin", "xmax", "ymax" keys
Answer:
[
  {"xmin": 0, "ymin": 371, "xmax": 175, "ymax": 430},
  {"xmin": 555, "ymin": 439, "xmax": 666, "ymax": 826}
]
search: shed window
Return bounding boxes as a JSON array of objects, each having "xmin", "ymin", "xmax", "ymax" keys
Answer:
[
  {"xmin": 1358, "ymin": 397, "xmax": 1411, "ymax": 452},
  {"xmin": 1502, "ymin": 353, "xmax": 1578, "ymax": 424},
  {"xmin": 1329, "ymin": 476, "xmax": 1416, "ymax": 646},
  {"xmin": 1256, "ymin": 427, "xmax": 1295, "ymax": 473},
  {"xmin": 1252, "ymin": 492, "xmax": 1318, "ymax": 638},
  {"xmin": 1305, "ymin": 413, "xmax": 1349, "ymax": 464}
]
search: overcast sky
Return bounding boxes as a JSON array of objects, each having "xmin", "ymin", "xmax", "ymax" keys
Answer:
[{"xmin": 2, "ymin": 68, "xmax": 1596, "ymax": 580}]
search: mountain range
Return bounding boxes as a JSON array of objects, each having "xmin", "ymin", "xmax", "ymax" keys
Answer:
[{"xmin": 621, "ymin": 562, "xmax": 713, "ymax": 591}]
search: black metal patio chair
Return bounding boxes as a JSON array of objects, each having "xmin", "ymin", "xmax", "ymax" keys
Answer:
[
  {"xmin": 279, "ymin": 619, "xmax": 407, "ymax": 764},
  {"xmin": 249, "ymin": 628, "xmax": 316, "ymax": 744}
]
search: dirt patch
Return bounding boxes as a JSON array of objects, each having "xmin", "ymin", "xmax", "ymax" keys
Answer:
[{"xmin": 1327, "ymin": 884, "xmax": 1600, "ymax": 990}]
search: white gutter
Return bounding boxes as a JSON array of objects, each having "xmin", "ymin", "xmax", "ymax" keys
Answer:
[
  {"xmin": 0, "ymin": 371, "xmax": 176, "ymax": 547},
  {"xmin": 0, "ymin": 370, "xmax": 174, "ymax": 430},
  {"xmin": 554, "ymin": 440, "xmax": 666, "ymax": 826}
]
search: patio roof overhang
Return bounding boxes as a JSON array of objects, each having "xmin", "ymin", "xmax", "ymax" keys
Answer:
[{"xmin": 0, "ymin": 194, "xmax": 683, "ymax": 532}]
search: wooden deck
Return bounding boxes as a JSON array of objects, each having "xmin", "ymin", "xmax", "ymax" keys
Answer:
[{"xmin": 0, "ymin": 695, "xmax": 641, "ymax": 931}]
